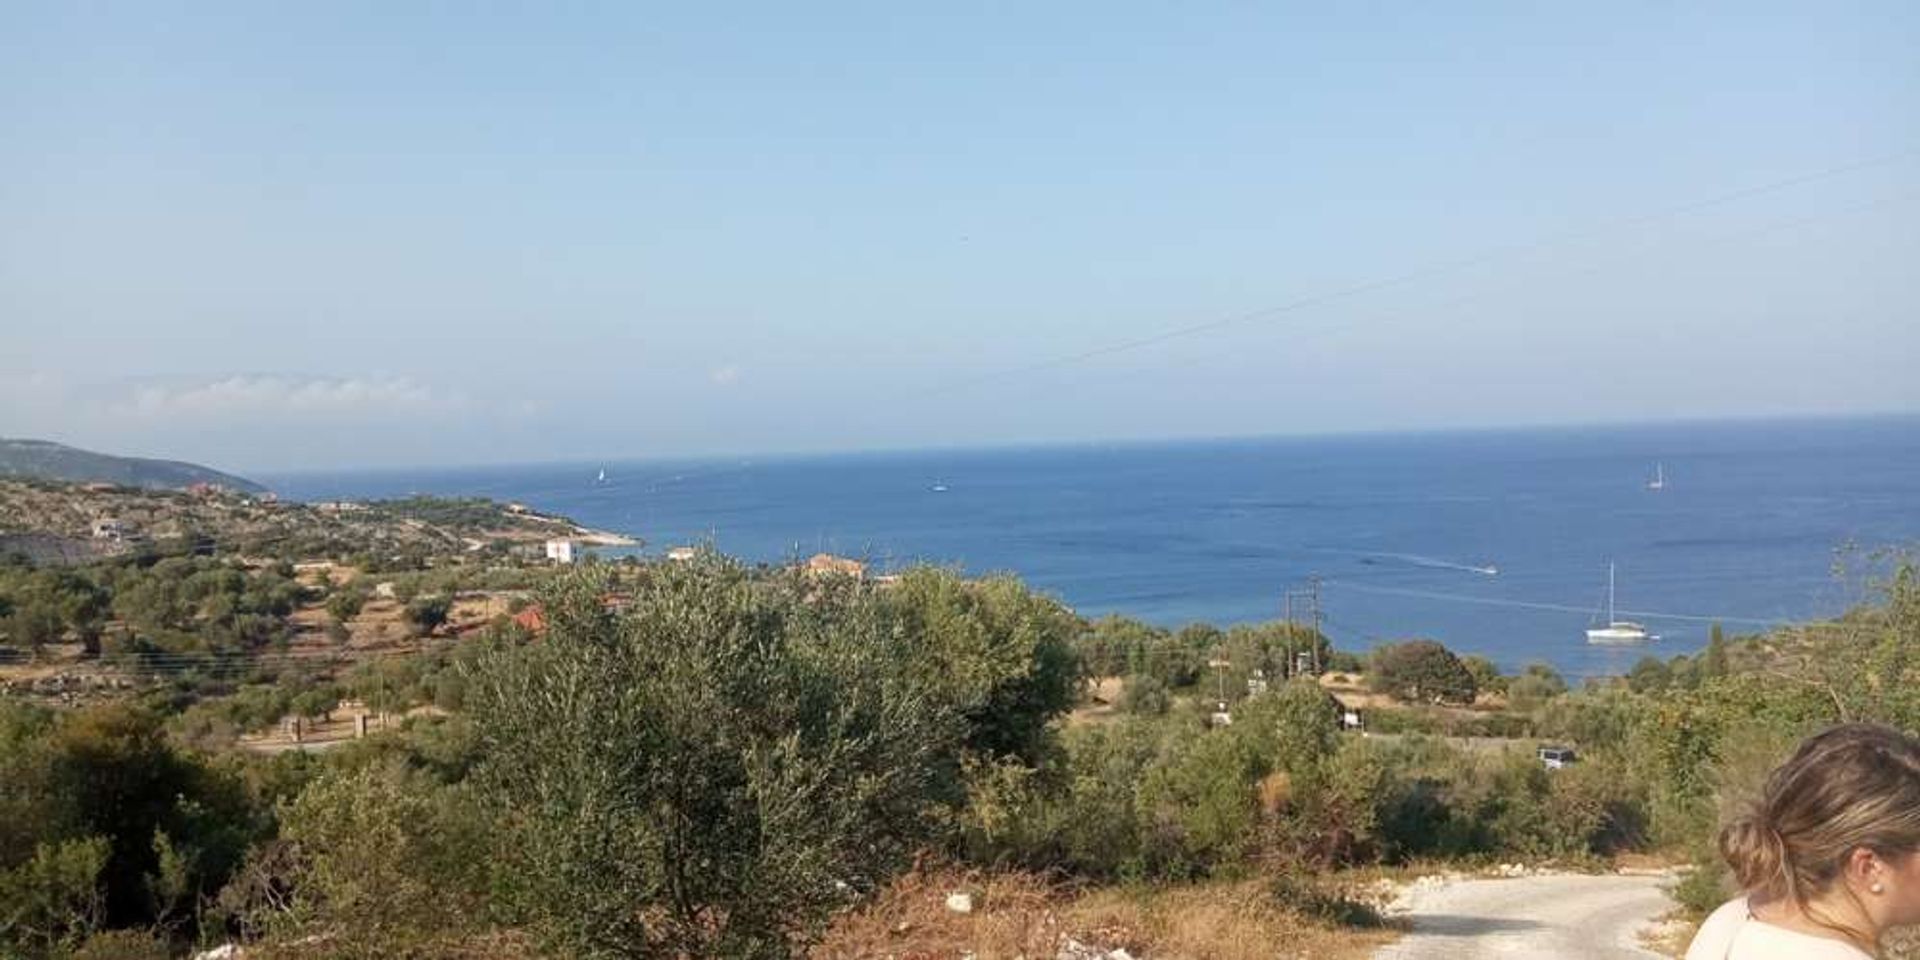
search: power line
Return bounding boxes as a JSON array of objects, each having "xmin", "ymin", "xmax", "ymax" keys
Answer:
[
  {"xmin": 78, "ymin": 642, "xmax": 454, "ymax": 663},
  {"xmin": 3, "ymin": 644, "xmax": 459, "ymax": 683},
  {"xmin": 1112, "ymin": 187, "xmax": 1918, "ymax": 379},
  {"xmin": 1282, "ymin": 575, "xmax": 1324, "ymax": 675},
  {"xmin": 922, "ymin": 148, "xmax": 1917, "ymax": 396},
  {"xmin": 1319, "ymin": 578, "xmax": 1788, "ymax": 627}
]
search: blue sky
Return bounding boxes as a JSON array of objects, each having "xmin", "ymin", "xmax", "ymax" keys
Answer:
[{"xmin": 3, "ymin": 2, "xmax": 1917, "ymax": 471}]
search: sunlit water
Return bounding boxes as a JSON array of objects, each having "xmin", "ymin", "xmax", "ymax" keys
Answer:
[{"xmin": 264, "ymin": 416, "xmax": 1920, "ymax": 679}]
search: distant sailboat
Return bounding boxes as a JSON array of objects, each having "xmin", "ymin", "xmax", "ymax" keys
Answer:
[
  {"xmin": 1646, "ymin": 462, "xmax": 1665, "ymax": 491},
  {"xmin": 1586, "ymin": 562, "xmax": 1651, "ymax": 645},
  {"xmin": 595, "ymin": 468, "xmax": 608, "ymax": 485}
]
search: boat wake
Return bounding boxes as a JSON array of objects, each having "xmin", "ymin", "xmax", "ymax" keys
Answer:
[
  {"xmin": 1392, "ymin": 552, "xmax": 1500, "ymax": 576},
  {"xmin": 1314, "ymin": 547, "xmax": 1498, "ymax": 576}
]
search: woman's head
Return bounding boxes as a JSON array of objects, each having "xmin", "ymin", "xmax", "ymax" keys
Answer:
[{"xmin": 1722, "ymin": 723, "xmax": 1920, "ymax": 938}]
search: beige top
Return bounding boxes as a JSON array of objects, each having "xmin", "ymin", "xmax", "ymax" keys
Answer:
[{"xmin": 1685, "ymin": 898, "xmax": 1875, "ymax": 960}]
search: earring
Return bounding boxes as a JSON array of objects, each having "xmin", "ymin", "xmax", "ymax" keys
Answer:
[{"xmin": 1871, "ymin": 883, "xmax": 1885, "ymax": 895}]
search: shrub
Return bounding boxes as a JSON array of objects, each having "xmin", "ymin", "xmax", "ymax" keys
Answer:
[
  {"xmin": 948, "ymin": 756, "xmax": 1066, "ymax": 871},
  {"xmin": 1234, "ymin": 681, "xmax": 1341, "ymax": 779},
  {"xmin": 1461, "ymin": 655, "xmax": 1503, "ymax": 695},
  {"xmin": 1368, "ymin": 640, "xmax": 1477, "ymax": 705},
  {"xmin": 402, "ymin": 595, "xmax": 451, "ymax": 636},
  {"xmin": 1358, "ymin": 707, "xmax": 1446, "ymax": 736},
  {"xmin": 1266, "ymin": 861, "xmax": 1384, "ymax": 928},
  {"xmin": 468, "ymin": 559, "xmax": 1066, "ymax": 957},
  {"xmin": 1268, "ymin": 737, "xmax": 1394, "ymax": 867},
  {"xmin": 880, "ymin": 569, "xmax": 1081, "ymax": 765},
  {"xmin": 1136, "ymin": 725, "xmax": 1267, "ymax": 877},
  {"xmin": 1120, "ymin": 674, "xmax": 1171, "ymax": 716},
  {"xmin": 219, "ymin": 763, "xmax": 491, "ymax": 956},
  {"xmin": 0, "ymin": 836, "xmax": 110, "ymax": 955},
  {"xmin": 68, "ymin": 929, "xmax": 170, "ymax": 960},
  {"xmin": 46, "ymin": 705, "xmax": 260, "ymax": 928},
  {"xmin": 1324, "ymin": 650, "xmax": 1365, "ymax": 674},
  {"xmin": 324, "ymin": 588, "xmax": 365, "ymax": 625},
  {"xmin": 1627, "ymin": 656, "xmax": 1671, "ymax": 694},
  {"xmin": 1670, "ymin": 857, "xmax": 1732, "ymax": 917},
  {"xmin": 1506, "ymin": 663, "xmax": 1569, "ymax": 712},
  {"xmin": 1075, "ymin": 615, "xmax": 1163, "ymax": 679}
]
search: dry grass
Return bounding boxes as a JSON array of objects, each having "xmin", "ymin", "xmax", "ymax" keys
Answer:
[
  {"xmin": 812, "ymin": 866, "xmax": 1396, "ymax": 960},
  {"xmin": 286, "ymin": 605, "xmax": 332, "ymax": 641},
  {"xmin": 1066, "ymin": 882, "xmax": 1394, "ymax": 960},
  {"xmin": 1067, "ymin": 677, "xmax": 1127, "ymax": 727},
  {"xmin": 1611, "ymin": 851, "xmax": 1688, "ymax": 873},
  {"xmin": 241, "ymin": 928, "xmax": 542, "ymax": 960},
  {"xmin": 1315, "ymin": 675, "xmax": 1397, "ymax": 711},
  {"xmin": 813, "ymin": 868, "xmax": 1063, "ymax": 958},
  {"xmin": 345, "ymin": 599, "xmax": 409, "ymax": 647},
  {"xmin": 448, "ymin": 593, "xmax": 516, "ymax": 631},
  {"xmin": 1639, "ymin": 912, "xmax": 1696, "ymax": 958}
]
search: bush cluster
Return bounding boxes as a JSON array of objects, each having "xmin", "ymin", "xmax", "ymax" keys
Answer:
[{"xmin": 1, "ymin": 553, "xmax": 1914, "ymax": 959}]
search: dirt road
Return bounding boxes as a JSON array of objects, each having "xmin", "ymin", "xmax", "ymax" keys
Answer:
[{"xmin": 1373, "ymin": 872, "xmax": 1674, "ymax": 960}]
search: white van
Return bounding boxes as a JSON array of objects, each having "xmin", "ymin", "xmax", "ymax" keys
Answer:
[{"xmin": 1537, "ymin": 746, "xmax": 1576, "ymax": 770}]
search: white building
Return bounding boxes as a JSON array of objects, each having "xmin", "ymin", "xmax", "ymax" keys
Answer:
[{"xmin": 545, "ymin": 539, "xmax": 579, "ymax": 564}]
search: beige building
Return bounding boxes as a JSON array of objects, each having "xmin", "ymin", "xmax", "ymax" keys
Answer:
[{"xmin": 803, "ymin": 553, "xmax": 866, "ymax": 579}]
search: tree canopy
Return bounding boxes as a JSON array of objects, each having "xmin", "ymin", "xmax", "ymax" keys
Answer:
[
  {"xmin": 1368, "ymin": 640, "xmax": 1477, "ymax": 705},
  {"xmin": 466, "ymin": 557, "xmax": 1079, "ymax": 958}
]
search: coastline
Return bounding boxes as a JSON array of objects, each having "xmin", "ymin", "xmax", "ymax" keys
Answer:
[
  {"xmin": 511, "ymin": 507, "xmax": 642, "ymax": 547},
  {"xmin": 571, "ymin": 527, "xmax": 641, "ymax": 547},
  {"xmin": 252, "ymin": 418, "xmax": 1920, "ymax": 680}
]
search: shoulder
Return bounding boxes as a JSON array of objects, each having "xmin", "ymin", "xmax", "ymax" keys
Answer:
[
  {"xmin": 1683, "ymin": 898, "xmax": 1750, "ymax": 960},
  {"xmin": 1685, "ymin": 897, "xmax": 1875, "ymax": 960}
]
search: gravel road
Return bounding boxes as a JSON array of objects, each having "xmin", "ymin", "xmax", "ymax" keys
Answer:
[{"xmin": 1372, "ymin": 872, "xmax": 1675, "ymax": 960}]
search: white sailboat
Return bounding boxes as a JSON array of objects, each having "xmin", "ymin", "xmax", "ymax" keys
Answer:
[
  {"xmin": 595, "ymin": 468, "xmax": 608, "ymax": 484},
  {"xmin": 1585, "ymin": 562, "xmax": 1651, "ymax": 645},
  {"xmin": 1646, "ymin": 462, "xmax": 1666, "ymax": 491}
]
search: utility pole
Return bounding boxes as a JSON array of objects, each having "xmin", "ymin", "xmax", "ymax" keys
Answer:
[
  {"xmin": 1307, "ymin": 574, "xmax": 1324, "ymax": 675},
  {"xmin": 1283, "ymin": 575, "xmax": 1325, "ymax": 677},
  {"xmin": 1282, "ymin": 590, "xmax": 1294, "ymax": 679}
]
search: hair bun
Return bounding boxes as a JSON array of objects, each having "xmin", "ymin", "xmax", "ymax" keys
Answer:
[{"xmin": 1721, "ymin": 814, "xmax": 1793, "ymax": 898}]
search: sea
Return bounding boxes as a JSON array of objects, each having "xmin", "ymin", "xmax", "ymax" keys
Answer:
[{"xmin": 260, "ymin": 416, "xmax": 1920, "ymax": 680}]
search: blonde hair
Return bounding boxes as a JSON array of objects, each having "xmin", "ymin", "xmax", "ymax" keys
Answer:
[{"xmin": 1721, "ymin": 723, "xmax": 1920, "ymax": 946}]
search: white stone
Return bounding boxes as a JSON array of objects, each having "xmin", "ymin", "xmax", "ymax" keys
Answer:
[
  {"xmin": 945, "ymin": 891, "xmax": 974, "ymax": 913},
  {"xmin": 1057, "ymin": 939, "xmax": 1136, "ymax": 960}
]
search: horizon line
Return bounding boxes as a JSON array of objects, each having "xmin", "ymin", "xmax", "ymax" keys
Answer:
[{"xmin": 244, "ymin": 408, "xmax": 1920, "ymax": 479}]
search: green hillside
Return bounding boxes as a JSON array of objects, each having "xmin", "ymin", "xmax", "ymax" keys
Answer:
[{"xmin": 0, "ymin": 438, "xmax": 267, "ymax": 494}]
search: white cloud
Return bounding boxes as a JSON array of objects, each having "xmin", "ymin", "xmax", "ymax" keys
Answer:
[
  {"xmin": 112, "ymin": 375, "xmax": 467, "ymax": 421},
  {"xmin": 709, "ymin": 364, "xmax": 742, "ymax": 387}
]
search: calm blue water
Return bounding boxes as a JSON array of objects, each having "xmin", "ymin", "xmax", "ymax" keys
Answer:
[{"xmin": 262, "ymin": 417, "xmax": 1920, "ymax": 679}]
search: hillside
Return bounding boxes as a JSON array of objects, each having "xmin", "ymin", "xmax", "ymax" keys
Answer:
[
  {"xmin": 0, "ymin": 479, "xmax": 633, "ymax": 562},
  {"xmin": 0, "ymin": 438, "xmax": 267, "ymax": 494}
]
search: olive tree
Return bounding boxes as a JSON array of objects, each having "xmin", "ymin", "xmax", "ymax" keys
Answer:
[
  {"xmin": 1368, "ymin": 639, "xmax": 1477, "ymax": 705},
  {"xmin": 468, "ymin": 557, "xmax": 1076, "ymax": 958}
]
